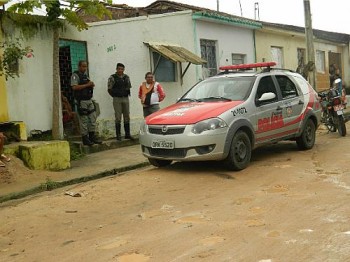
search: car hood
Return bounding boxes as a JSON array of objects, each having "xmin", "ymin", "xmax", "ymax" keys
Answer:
[{"xmin": 146, "ymin": 101, "xmax": 244, "ymax": 125}]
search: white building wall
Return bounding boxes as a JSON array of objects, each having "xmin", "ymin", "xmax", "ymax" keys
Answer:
[
  {"xmin": 195, "ymin": 20, "xmax": 256, "ymax": 70},
  {"xmin": 6, "ymin": 29, "xmax": 54, "ymax": 134},
  {"xmin": 61, "ymin": 10, "xmax": 200, "ymax": 137},
  {"xmin": 4, "ymin": 10, "xmax": 257, "ymax": 138}
]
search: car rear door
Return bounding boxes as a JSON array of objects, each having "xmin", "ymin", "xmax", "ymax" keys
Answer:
[{"xmin": 273, "ymin": 74, "xmax": 304, "ymax": 134}]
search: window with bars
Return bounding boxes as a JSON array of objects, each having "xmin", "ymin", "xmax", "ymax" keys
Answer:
[
  {"xmin": 270, "ymin": 46, "xmax": 284, "ymax": 68},
  {"xmin": 200, "ymin": 39, "xmax": 217, "ymax": 77},
  {"xmin": 316, "ymin": 50, "xmax": 325, "ymax": 73}
]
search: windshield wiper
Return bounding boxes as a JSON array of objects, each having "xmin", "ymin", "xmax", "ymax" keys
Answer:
[
  {"xmin": 197, "ymin": 96, "xmax": 232, "ymax": 102},
  {"xmin": 179, "ymin": 98, "xmax": 198, "ymax": 102}
]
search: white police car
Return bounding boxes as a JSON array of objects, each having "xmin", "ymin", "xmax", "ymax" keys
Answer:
[{"xmin": 139, "ymin": 62, "xmax": 322, "ymax": 170}]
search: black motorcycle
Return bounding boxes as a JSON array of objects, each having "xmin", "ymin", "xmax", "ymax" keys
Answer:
[{"xmin": 318, "ymin": 88, "xmax": 346, "ymax": 136}]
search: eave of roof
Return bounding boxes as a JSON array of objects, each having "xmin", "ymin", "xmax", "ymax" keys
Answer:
[
  {"xmin": 192, "ymin": 11, "xmax": 262, "ymax": 29},
  {"xmin": 145, "ymin": 1, "xmax": 261, "ymax": 29},
  {"xmin": 262, "ymin": 21, "xmax": 350, "ymax": 44}
]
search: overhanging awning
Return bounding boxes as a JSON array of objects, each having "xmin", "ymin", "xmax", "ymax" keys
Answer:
[
  {"xmin": 144, "ymin": 42, "xmax": 206, "ymax": 85},
  {"xmin": 144, "ymin": 42, "xmax": 206, "ymax": 65}
]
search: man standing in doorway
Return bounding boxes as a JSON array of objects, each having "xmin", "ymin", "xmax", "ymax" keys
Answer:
[
  {"xmin": 71, "ymin": 60, "xmax": 102, "ymax": 146},
  {"xmin": 107, "ymin": 63, "xmax": 134, "ymax": 141}
]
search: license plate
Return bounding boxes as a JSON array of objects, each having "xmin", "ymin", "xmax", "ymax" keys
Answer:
[
  {"xmin": 333, "ymin": 104, "xmax": 344, "ymax": 112},
  {"xmin": 152, "ymin": 140, "xmax": 174, "ymax": 149},
  {"xmin": 336, "ymin": 110, "xmax": 344, "ymax": 115}
]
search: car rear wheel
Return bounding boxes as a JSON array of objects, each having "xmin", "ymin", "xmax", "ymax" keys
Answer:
[
  {"xmin": 224, "ymin": 131, "xmax": 251, "ymax": 171},
  {"xmin": 148, "ymin": 158, "xmax": 172, "ymax": 167},
  {"xmin": 296, "ymin": 119, "xmax": 316, "ymax": 150}
]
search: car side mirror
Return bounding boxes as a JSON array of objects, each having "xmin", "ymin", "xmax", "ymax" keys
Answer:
[{"xmin": 258, "ymin": 92, "xmax": 276, "ymax": 102}]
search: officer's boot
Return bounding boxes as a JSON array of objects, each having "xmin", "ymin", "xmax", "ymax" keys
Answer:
[
  {"xmin": 124, "ymin": 123, "xmax": 135, "ymax": 140},
  {"xmin": 89, "ymin": 132, "xmax": 102, "ymax": 144},
  {"xmin": 115, "ymin": 123, "xmax": 122, "ymax": 141},
  {"xmin": 82, "ymin": 135, "xmax": 94, "ymax": 146}
]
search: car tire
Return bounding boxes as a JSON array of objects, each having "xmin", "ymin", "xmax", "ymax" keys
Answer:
[
  {"xmin": 148, "ymin": 158, "xmax": 172, "ymax": 167},
  {"xmin": 296, "ymin": 119, "xmax": 316, "ymax": 150},
  {"xmin": 224, "ymin": 131, "xmax": 251, "ymax": 171}
]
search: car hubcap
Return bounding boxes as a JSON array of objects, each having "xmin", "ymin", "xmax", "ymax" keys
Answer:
[
  {"xmin": 306, "ymin": 124, "xmax": 313, "ymax": 143},
  {"xmin": 235, "ymin": 140, "xmax": 247, "ymax": 161}
]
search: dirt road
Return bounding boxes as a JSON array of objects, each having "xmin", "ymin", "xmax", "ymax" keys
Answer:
[{"xmin": 1, "ymin": 126, "xmax": 350, "ymax": 262}]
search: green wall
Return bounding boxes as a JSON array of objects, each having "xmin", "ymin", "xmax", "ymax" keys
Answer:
[{"xmin": 59, "ymin": 39, "xmax": 87, "ymax": 71}]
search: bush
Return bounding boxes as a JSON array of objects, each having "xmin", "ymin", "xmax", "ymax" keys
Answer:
[{"xmin": 69, "ymin": 144, "xmax": 85, "ymax": 161}]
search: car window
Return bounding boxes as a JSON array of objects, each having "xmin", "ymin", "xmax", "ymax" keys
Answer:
[
  {"xmin": 182, "ymin": 77, "xmax": 254, "ymax": 101},
  {"xmin": 276, "ymin": 75, "xmax": 298, "ymax": 99},
  {"xmin": 255, "ymin": 76, "xmax": 278, "ymax": 104},
  {"xmin": 292, "ymin": 74, "xmax": 310, "ymax": 95}
]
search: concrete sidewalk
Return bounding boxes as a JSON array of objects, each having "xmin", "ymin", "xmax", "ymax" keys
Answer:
[{"xmin": 0, "ymin": 141, "xmax": 150, "ymax": 203}]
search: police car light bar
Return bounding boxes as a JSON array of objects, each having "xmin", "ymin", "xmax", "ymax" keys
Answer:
[{"xmin": 219, "ymin": 62, "xmax": 276, "ymax": 71}]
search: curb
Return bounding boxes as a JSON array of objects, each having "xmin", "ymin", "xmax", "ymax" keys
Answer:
[{"xmin": 0, "ymin": 161, "xmax": 150, "ymax": 204}]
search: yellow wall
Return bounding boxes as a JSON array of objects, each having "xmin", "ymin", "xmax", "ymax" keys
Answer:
[
  {"xmin": 255, "ymin": 28, "xmax": 347, "ymax": 91},
  {"xmin": 0, "ymin": 29, "xmax": 9, "ymax": 122}
]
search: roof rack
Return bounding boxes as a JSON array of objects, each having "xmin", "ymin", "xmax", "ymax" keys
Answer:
[{"xmin": 219, "ymin": 62, "xmax": 276, "ymax": 73}]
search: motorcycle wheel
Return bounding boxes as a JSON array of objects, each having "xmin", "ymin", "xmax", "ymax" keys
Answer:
[
  {"xmin": 337, "ymin": 116, "xmax": 347, "ymax": 136},
  {"xmin": 323, "ymin": 111, "xmax": 336, "ymax": 132}
]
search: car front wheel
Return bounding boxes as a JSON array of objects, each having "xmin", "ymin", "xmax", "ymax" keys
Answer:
[{"xmin": 224, "ymin": 131, "xmax": 251, "ymax": 171}]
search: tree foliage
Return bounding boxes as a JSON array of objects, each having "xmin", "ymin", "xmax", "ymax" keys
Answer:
[
  {"xmin": 0, "ymin": 38, "xmax": 33, "ymax": 79},
  {"xmin": 3, "ymin": 0, "xmax": 112, "ymax": 140},
  {"xmin": 7, "ymin": 0, "xmax": 112, "ymax": 30}
]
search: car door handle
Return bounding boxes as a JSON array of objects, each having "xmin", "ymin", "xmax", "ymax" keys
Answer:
[
  {"xmin": 276, "ymin": 106, "xmax": 283, "ymax": 111},
  {"xmin": 299, "ymin": 100, "xmax": 304, "ymax": 105}
]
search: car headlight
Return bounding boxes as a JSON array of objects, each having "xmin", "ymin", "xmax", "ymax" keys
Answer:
[{"xmin": 191, "ymin": 118, "xmax": 227, "ymax": 134}]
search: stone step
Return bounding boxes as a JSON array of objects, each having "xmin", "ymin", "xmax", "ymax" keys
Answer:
[
  {"xmin": 4, "ymin": 140, "xmax": 70, "ymax": 171},
  {"xmin": 69, "ymin": 136, "xmax": 140, "ymax": 155}
]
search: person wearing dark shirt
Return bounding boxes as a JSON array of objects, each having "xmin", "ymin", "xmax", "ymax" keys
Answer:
[
  {"xmin": 107, "ymin": 63, "xmax": 134, "ymax": 141},
  {"xmin": 71, "ymin": 60, "xmax": 102, "ymax": 146}
]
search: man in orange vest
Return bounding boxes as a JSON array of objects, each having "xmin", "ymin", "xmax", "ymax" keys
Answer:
[{"xmin": 138, "ymin": 72, "xmax": 166, "ymax": 118}]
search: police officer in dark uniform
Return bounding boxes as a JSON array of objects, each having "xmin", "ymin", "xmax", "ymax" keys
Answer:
[
  {"xmin": 107, "ymin": 63, "xmax": 134, "ymax": 141},
  {"xmin": 71, "ymin": 60, "xmax": 102, "ymax": 146}
]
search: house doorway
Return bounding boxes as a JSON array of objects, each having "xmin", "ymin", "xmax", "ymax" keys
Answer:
[
  {"xmin": 328, "ymin": 52, "xmax": 341, "ymax": 86},
  {"xmin": 58, "ymin": 39, "xmax": 87, "ymax": 136}
]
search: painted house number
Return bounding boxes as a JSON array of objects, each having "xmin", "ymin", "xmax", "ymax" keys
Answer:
[{"xmin": 107, "ymin": 44, "xmax": 116, "ymax": 53}]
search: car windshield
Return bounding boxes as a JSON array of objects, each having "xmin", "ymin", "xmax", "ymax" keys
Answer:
[{"xmin": 179, "ymin": 76, "xmax": 255, "ymax": 102}]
